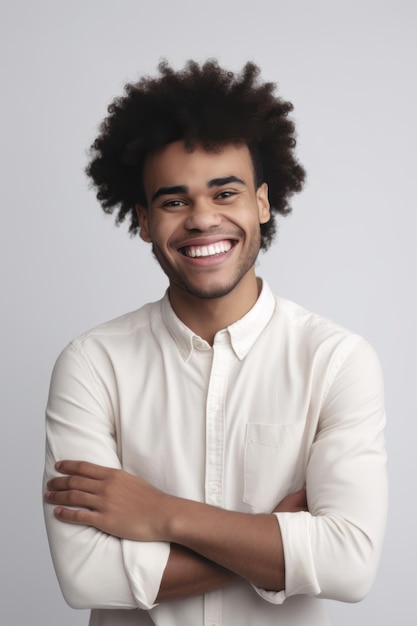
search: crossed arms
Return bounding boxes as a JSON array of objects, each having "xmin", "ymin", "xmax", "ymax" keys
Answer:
[
  {"xmin": 43, "ymin": 336, "xmax": 388, "ymax": 610},
  {"xmin": 45, "ymin": 462, "xmax": 308, "ymax": 600}
]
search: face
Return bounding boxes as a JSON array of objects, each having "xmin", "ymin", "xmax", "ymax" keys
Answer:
[{"xmin": 137, "ymin": 141, "xmax": 270, "ymax": 302}]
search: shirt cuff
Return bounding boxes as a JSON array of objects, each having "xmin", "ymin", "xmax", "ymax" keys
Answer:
[
  {"xmin": 252, "ymin": 512, "xmax": 321, "ymax": 604},
  {"xmin": 122, "ymin": 540, "xmax": 171, "ymax": 610}
]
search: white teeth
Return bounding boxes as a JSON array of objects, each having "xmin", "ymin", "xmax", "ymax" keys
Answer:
[{"xmin": 184, "ymin": 240, "xmax": 232, "ymax": 258}]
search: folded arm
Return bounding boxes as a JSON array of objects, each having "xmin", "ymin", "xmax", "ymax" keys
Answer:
[
  {"xmin": 157, "ymin": 488, "xmax": 307, "ymax": 601},
  {"xmin": 46, "ymin": 460, "xmax": 309, "ymax": 594},
  {"xmin": 273, "ymin": 339, "xmax": 388, "ymax": 604},
  {"xmin": 44, "ymin": 343, "xmax": 300, "ymax": 608}
]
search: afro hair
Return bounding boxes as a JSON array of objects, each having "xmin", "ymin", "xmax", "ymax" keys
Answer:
[{"xmin": 86, "ymin": 59, "xmax": 306, "ymax": 250}]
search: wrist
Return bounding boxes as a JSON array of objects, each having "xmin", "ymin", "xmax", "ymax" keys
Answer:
[
  {"xmin": 164, "ymin": 497, "xmax": 205, "ymax": 545},
  {"xmin": 158, "ymin": 494, "xmax": 189, "ymax": 542}
]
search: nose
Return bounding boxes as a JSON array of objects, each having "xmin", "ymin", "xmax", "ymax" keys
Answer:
[{"xmin": 184, "ymin": 198, "xmax": 222, "ymax": 231}]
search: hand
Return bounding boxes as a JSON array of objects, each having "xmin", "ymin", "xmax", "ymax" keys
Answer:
[
  {"xmin": 45, "ymin": 460, "xmax": 171, "ymax": 541},
  {"xmin": 273, "ymin": 488, "xmax": 308, "ymax": 513}
]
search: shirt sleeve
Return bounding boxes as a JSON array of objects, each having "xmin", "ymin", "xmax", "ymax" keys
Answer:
[
  {"xmin": 43, "ymin": 341, "xmax": 170, "ymax": 610},
  {"xmin": 255, "ymin": 337, "xmax": 388, "ymax": 604}
]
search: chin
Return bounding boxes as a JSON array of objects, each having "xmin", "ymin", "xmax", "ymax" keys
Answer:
[{"xmin": 177, "ymin": 277, "xmax": 243, "ymax": 300}]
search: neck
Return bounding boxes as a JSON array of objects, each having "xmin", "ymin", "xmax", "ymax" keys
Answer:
[{"xmin": 168, "ymin": 271, "xmax": 261, "ymax": 345}]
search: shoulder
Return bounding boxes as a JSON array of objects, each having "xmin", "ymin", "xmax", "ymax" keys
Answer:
[
  {"xmin": 273, "ymin": 296, "xmax": 358, "ymax": 344},
  {"xmin": 80, "ymin": 301, "xmax": 157, "ymax": 338},
  {"xmin": 270, "ymin": 295, "xmax": 380, "ymax": 376},
  {"xmin": 267, "ymin": 295, "xmax": 384, "ymax": 411},
  {"xmin": 55, "ymin": 298, "xmax": 165, "ymax": 372}
]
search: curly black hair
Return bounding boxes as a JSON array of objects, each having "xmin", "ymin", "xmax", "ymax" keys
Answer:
[{"xmin": 86, "ymin": 59, "xmax": 306, "ymax": 250}]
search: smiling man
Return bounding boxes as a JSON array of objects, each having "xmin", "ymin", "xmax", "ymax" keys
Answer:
[
  {"xmin": 43, "ymin": 60, "xmax": 387, "ymax": 626},
  {"xmin": 139, "ymin": 141, "xmax": 270, "ymax": 340}
]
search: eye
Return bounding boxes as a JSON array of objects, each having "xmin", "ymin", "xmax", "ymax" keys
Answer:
[
  {"xmin": 162, "ymin": 199, "xmax": 186, "ymax": 209},
  {"xmin": 216, "ymin": 190, "xmax": 237, "ymax": 201}
]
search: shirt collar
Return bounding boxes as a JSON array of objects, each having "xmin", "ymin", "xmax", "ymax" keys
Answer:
[{"xmin": 160, "ymin": 279, "xmax": 276, "ymax": 362}]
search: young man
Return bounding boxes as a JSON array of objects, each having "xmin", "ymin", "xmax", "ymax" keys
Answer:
[{"xmin": 43, "ymin": 61, "xmax": 387, "ymax": 626}]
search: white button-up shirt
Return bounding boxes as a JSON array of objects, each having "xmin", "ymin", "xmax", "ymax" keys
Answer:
[{"xmin": 43, "ymin": 280, "xmax": 387, "ymax": 626}]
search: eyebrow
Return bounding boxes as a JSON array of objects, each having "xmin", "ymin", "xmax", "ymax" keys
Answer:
[
  {"xmin": 150, "ymin": 176, "xmax": 246, "ymax": 203},
  {"xmin": 151, "ymin": 185, "xmax": 188, "ymax": 203},
  {"xmin": 207, "ymin": 176, "xmax": 245, "ymax": 188}
]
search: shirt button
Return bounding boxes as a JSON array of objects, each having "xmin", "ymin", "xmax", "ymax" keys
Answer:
[
  {"xmin": 209, "ymin": 483, "xmax": 219, "ymax": 494},
  {"xmin": 211, "ymin": 403, "xmax": 219, "ymax": 411}
]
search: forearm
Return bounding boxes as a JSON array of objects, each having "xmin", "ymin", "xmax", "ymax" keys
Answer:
[
  {"xmin": 157, "ymin": 544, "xmax": 239, "ymax": 602},
  {"xmin": 47, "ymin": 461, "xmax": 287, "ymax": 594},
  {"xmin": 164, "ymin": 498, "xmax": 285, "ymax": 591}
]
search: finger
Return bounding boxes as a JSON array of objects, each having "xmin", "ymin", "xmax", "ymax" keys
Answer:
[
  {"xmin": 54, "ymin": 506, "xmax": 102, "ymax": 527},
  {"xmin": 273, "ymin": 487, "xmax": 308, "ymax": 513},
  {"xmin": 47, "ymin": 475, "xmax": 100, "ymax": 494},
  {"xmin": 289, "ymin": 490, "xmax": 307, "ymax": 508},
  {"xmin": 45, "ymin": 487, "xmax": 98, "ymax": 510},
  {"xmin": 55, "ymin": 460, "xmax": 112, "ymax": 479},
  {"xmin": 291, "ymin": 488, "xmax": 307, "ymax": 504}
]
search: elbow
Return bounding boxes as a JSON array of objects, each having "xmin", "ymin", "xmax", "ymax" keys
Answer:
[
  {"xmin": 45, "ymin": 526, "xmax": 135, "ymax": 609},
  {"xmin": 330, "ymin": 561, "xmax": 377, "ymax": 603},
  {"xmin": 278, "ymin": 509, "xmax": 385, "ymax": 605},
  {"xmin": 62, "ymin": 592, "xmax": 88, "ymax": 611},
  {"xmin": 55, "ymin": 567, "xmax": 100, "ymax": 609},
  {"xmin": 45, "ymin": 527, "xmax": 107, "ymax": 609},
  {"xmin": 317, "ymin": 527, "xmax": 382, "ymax": 603}
]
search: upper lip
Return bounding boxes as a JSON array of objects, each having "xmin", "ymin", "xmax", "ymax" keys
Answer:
[{"xmin": 174, "ymin": 235, "xmax": 240, "ymax": 250}]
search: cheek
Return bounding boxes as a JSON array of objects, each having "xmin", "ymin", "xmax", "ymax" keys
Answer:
[
  {"xmin": 149, "ymin": 220, "xmax": 179, "ymax": 252},
  {"xmin": 234, "ymin": 207, "xmax": 263, "ymax": 231},
  {"xmin": 147, "ymin": 218, "xmax": 168, "ymax": 242}
]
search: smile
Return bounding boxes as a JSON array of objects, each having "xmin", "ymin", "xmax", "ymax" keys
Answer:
[{"xmin": 180, "ymin": 240, "xmax": 233, "ymax": 258}]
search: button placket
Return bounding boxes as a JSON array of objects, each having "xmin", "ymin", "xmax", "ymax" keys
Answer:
[
  {"xmin": 205, "ymin": 342, "xmax": 230, "ymax": 507},
  {"xmin": 203, "ymin": 336, "xmax": 234, "ymax": 626}
]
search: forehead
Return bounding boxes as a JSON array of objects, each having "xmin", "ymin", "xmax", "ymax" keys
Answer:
[{"xmin": 142, "ymin": 141, "xmax": 254, "ymax": 191}]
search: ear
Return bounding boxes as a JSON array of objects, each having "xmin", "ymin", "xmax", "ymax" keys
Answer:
[
  {"xmin": 256, "ymin": 183, "xmax": 270, "ymax": 224},
  {"xmin": 135, "ymin": 204, "xmax": 152, "ymax": 243}
]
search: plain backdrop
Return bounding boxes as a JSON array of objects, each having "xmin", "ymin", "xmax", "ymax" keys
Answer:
[{"xmin": 1, "ymin": 1, "xmax": 415, "ymax": 624}]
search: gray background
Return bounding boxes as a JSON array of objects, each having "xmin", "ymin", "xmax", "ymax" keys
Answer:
[{"xmin": 1, "ymin": 0, "xmax": 415, "ymax": 624}]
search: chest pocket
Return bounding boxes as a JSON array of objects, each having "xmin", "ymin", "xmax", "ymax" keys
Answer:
[{"xmin": 243, "ymin": 422, "xmax": 305, "ymax": 512}]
